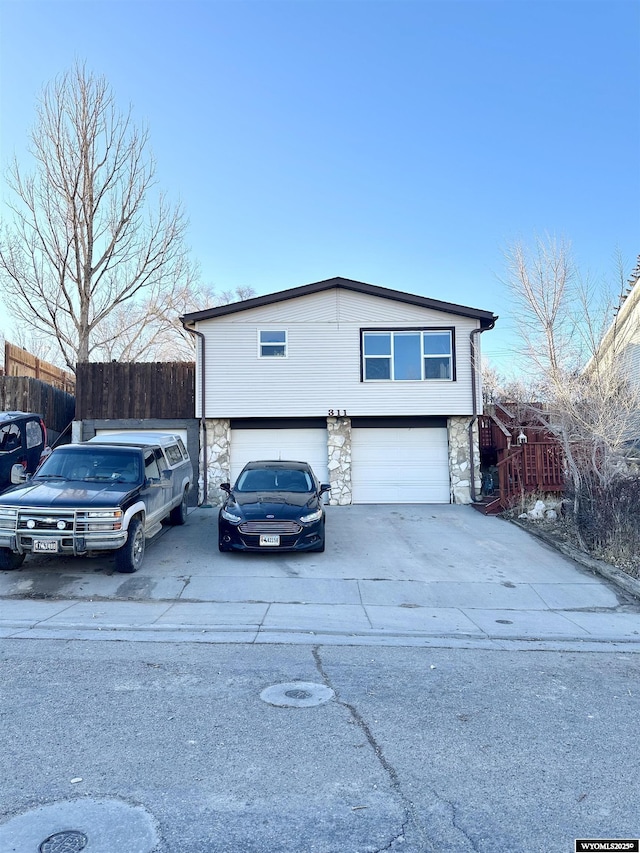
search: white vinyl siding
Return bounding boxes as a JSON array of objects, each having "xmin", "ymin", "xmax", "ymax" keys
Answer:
[
  {"xmin": 196, "ymin": 289, "xmax": 481, "ymax": 419},
  {"xmin": 351, "ymin": 427, "xmax": 450, "ymax": 503},
  {"xmin": 230, "ymin": 428, "xmax": 329, "ymax": 485}
]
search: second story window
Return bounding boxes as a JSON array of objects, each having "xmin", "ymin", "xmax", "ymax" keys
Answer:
[
  {"xmin": 362, "ymin": 329, "xmax": 454, "ymax": 381},
  {"xmin": 259, "ymin": 330, "xmax": 287, "ymax": 358}
]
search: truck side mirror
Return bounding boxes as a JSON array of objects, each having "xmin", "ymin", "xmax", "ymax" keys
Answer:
[{"xmin": 10, "ymin": 464, "xmax": 28, "ymax": 484}]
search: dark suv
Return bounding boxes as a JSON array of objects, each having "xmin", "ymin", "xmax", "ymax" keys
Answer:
[
  {"xmin": 0, "ymin": 411, "xmax": 48, "ymax": 494},
  {"xmin": 0, "ymin": 432, "xmax": 192, "ymax": 573}
]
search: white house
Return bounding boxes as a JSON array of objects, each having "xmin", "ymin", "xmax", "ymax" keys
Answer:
[
  {"xmin": 181, "ymin": 277, "xmax": 497, "ymax": 506},
  {"xmin": 592, "ymin": 256, "xmax": 640, "ymax": 382}
]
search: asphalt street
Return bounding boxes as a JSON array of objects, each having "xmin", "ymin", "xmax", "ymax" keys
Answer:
[{"xmin": 1, "ymin": 640, "xmax": 639, "ymax": 853}]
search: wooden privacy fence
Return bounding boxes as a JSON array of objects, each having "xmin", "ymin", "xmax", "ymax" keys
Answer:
[
  {"xmin": 3, "ymin": 342, "xmax": 75, "ymax": 394},
  {"xmin": 497, "ymin": 442, "xmax": 565, "ymax": 508},
  {"xmin": 75, "ymin": 362, "xmax": 195, "ymax": 419},
  {"xmin": 0, "ymin": 376, "xmax": 75, "ymax": 437}
]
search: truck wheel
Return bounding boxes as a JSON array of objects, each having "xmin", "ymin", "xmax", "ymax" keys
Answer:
[
  {"xmin": 169, "ymin": 488, "xmax": 188, "ymax": 525},
  {"xmin": 115, "ymin": 518, "xmax": 145, "ymax": 573},
  {"xmin": 0, "ymin": 549, "xmax": 25, "ymax": 570}
]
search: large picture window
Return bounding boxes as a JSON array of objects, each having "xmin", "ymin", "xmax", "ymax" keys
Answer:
[
  {"xmin": 259, "ymin": 330, "xmax": 287, "ymax": 358},
  {"xmin": 362, "ymin": 329, "xmax": 453, "ymax": 381}
]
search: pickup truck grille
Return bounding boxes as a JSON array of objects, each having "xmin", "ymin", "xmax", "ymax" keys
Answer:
[
  {"xmin": 17, "ymin": 510, "xmax": 75, "ymax": 532},
  {"xmin": 12, "ymin": 508, "xmax": 121, "ymax": 534},
  {"xmin": 239, "ymin": 520, "xmax": 302, "ymax": 535}
]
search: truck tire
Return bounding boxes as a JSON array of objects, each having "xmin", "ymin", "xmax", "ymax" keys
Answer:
[
  {"xmin": 169, "ymin": 487, "xmax": 188, "ymax": 525},
  {"xmin": 115, "ymin": 518, "xmax": 145, "ymax": 573},
  {"xmin": 0, "ymin": 549, "xmax": 26, "ymax": 570}
]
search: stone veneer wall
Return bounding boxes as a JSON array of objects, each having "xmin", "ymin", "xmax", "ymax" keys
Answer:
[
  {"xmin": 448, "ymin": 416, "xmax": 480, "ymax": 504},
  {"xmin": 327, "ymin": 416, "xmax": 352, "ymax": 505},
  {"xmin": 202, "ymin": 418, "xmax": 231, "ymax": 505}
]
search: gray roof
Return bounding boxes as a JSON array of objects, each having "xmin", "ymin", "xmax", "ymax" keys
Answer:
[{"xmin": 181, "ymin": 276, "xmax": 498, "ymax": 330}]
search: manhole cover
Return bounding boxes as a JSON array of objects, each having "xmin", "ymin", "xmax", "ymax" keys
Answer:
[
  {"xmin": 40, "ymin": 831, "xmax": 88, "ymax": 853},
  {"xmin": 285, "ymin": 689, "xmax": 312, "ymax": 699},
  {"xmin": 260, "ymin": 681, "xmax": 335, "ymax": 708},
  {"xmin": 0, "ymin": 798, "xmax": 159, "ymax": 853}
]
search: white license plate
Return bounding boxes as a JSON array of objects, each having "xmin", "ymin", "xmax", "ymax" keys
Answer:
[
  {"xmin": 259, "ymin": 534, "xmax": 280, "ymax": 547},
  {"xmin": 33, "ymin": 539, "xmax": 59, "ymax": 553}
]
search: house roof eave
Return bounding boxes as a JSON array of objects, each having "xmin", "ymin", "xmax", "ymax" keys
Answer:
[{"xmin": 180, "ymin": 276, "xmax": 498, "ymax": 330}]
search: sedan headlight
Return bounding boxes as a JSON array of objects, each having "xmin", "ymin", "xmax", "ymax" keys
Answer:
[
  {"xmin": 221, "ymin": 507, "xmax": 242, "ymax": 524},
  {"xmin": 300, "ymin": 508, "xmax": 323, "ymax": 524}
]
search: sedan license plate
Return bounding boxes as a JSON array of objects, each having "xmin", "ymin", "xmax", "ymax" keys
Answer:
[
  {"xmin": 33, "ymin": 539, "xmax": 59, "ymax": 553},
  {"xmin": 259, "ymin": 534, "xmax": 280, "ymax": 547}
]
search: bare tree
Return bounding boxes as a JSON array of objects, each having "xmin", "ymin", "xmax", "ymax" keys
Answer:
[
  {"xmin": 0, "ymin": 63, "xmax": 194, "ymax": 371},
  {"xmin": 92, "ymin": 281, "xmax": 256, "ymax": 362},
  {"xmin": 501, "ymin": 236, "xmax": 640, "ymax": 548}
]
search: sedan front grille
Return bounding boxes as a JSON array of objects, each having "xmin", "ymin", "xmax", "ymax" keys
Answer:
[{"xmin": 239, "ymin": 521, "xmax": 302, "ymax": 535}]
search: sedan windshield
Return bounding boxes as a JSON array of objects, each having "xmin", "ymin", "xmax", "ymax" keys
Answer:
[{"xmin": 235, "ymin": 468, "xmax": 313, "ymax": 493}]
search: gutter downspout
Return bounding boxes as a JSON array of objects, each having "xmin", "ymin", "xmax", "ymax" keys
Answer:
[
  {"xmin": 182, "ymin": 321, "xmax": 208, "ymax": 506},
  {"xmin": 469, "ymin": 320, "xmax": 496, "ymax": 502}
]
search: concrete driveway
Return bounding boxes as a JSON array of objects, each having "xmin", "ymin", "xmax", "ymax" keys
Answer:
[{"xmin": 1, "ymin": 505, "xmax": 639, "ymax": 649}]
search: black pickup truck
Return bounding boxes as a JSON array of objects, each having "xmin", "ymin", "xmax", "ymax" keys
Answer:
[{"xmin": 0, "ymin": 432, "xmax": 193, "ymax": 573}]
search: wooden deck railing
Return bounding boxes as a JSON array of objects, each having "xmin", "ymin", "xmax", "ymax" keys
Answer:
[{"xmin": 497, "ymin": 442, "xmax": 564, "ymax": 508}]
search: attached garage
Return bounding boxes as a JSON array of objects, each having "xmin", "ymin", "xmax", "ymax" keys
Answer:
[
  {"xmin": 230, "ymin": 420, "xmax": 329, "ymax": 485},
  {"xmin": 351, "ymin": 418, "xmax": 450, "ymax": 504}
]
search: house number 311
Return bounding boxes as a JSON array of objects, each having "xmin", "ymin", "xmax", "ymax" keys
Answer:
[{"xmin": 328, "ymin": 409, "xmax": 347, "ymax": 417}]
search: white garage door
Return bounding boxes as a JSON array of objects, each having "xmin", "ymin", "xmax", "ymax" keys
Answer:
[
  {"xmin": 230, "ymin": 428, "xmax": 329, "ymax": 485},
  {"xmin": 351, "ymin": 427, "xmax": 450, "ymax": 503}
]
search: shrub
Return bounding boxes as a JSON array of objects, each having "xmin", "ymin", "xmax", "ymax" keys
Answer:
[{"xmin": 567, "ymin": 474, "xmax": 640, "ymax": 575}]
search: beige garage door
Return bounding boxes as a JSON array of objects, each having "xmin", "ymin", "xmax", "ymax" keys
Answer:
[{"xmin": 351, "ymin": 426, "xmax": 450, "ymax": 503}]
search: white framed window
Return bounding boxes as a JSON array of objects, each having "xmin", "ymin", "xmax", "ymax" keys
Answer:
[
  {"xmin": 362, "ymin": 329, "xmax": 453, "ymax": 381},
  {"xmin": 258, "ymin": 330, "xmax": 287, "ymax": 358}
]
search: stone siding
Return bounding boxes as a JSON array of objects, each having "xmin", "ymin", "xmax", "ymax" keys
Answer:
[
  {"xmin": 202, "ymin": 418, "xmax": 231, "ymax": 505},
  {"xmin": 327, "ymin": 416, "xmax": 352, "ymax": 505},
  {"xmin": 448, "ymin": 416, "xmax": 480, "ymax": 504}
]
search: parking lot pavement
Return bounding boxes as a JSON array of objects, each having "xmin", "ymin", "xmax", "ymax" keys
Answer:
[{"xmin": 1, "ymin": 505, "xmax": 640, "ymax": 649}]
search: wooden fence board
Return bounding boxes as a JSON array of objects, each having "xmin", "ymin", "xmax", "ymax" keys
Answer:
[
  {"xmin": 75, "ymin": 362, "xmax": 195, "ymax": 419},
  {"xmin": 3, "ymin": 342, "xmax": 75, "ymax": 393},
  {"xmin": 0, "ymin": 376, "xmax": 75, "ymax": 436}
]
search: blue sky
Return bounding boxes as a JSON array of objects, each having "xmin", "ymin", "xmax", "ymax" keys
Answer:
[{"xmin": 0, "ymin": 0, "xmax": 638, "ymax": 375}]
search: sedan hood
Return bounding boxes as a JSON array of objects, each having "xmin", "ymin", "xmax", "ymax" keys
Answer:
[
  {"xmin": 0, "ymin": 479, "xmax": 137, "ymax": 508},
  {"xmin": 231, "ymin": 490, "xmax": 318, "ymax": 520}
]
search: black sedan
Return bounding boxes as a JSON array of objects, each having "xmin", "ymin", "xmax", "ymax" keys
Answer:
[{"xmin": 218, "ymin": 460, "xmax": 330, "ymax": 552}]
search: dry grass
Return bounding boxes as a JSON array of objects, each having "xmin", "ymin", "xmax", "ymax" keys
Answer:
[{"xmin": 505, "ymin": 484, "xmax": 640, "ymax": 580}]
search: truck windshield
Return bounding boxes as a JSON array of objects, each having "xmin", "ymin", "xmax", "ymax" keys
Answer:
[{"xmin": 36, "ymin": 448, "xmax": 142, "ymax": 483}]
